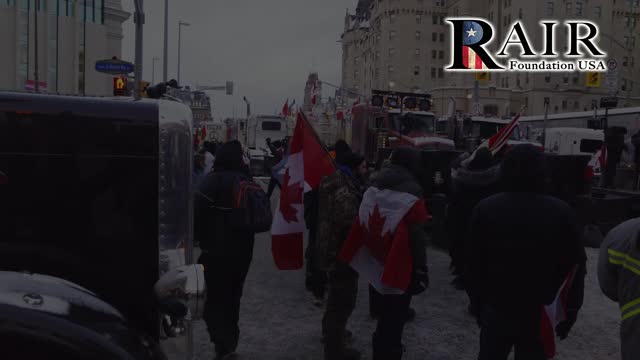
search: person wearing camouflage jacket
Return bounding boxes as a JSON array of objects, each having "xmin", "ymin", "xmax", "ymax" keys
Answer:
[{"xmin": 316, "ymin": 152, "xmax": 367, "ymax": 360}]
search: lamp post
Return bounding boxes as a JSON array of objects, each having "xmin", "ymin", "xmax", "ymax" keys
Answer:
[
  {"xmin": 163, "ymin": 0, "xmax": 168, "ymax": 82},
  {"xmin": 177, "ymin": 21, "xmax": 190, "ymax": 85}
]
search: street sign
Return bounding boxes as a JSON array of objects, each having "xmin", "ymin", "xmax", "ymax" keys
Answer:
[
  {"xmin": 586, "ymin": 72, "xmax": 601, "ymax": 88},
  {"xmin": 600, "ymin": 97, "xmax": 618, "ymax": 108},
  {"xmin": 96, "ymin": 59, "xmax": 135, "ymax": 75}
]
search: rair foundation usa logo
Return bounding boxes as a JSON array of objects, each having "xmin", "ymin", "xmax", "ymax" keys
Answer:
[{"xmin": 445, "ymin": 18, "xmax": 609, "ymax": 72}]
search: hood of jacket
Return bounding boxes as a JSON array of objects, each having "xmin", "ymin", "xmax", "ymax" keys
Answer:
[{"xmin": 370, "ymin": 164, "xmax": 423, "ymax": 197}]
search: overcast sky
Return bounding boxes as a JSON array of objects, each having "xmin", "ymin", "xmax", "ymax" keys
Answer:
[{"xmin": 122, "ymin": 0, "xmax": 349, "ymax": 119}]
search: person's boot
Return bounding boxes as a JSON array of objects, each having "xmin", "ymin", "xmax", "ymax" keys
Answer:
[{"xmin": 324, "ymin": 345, "xmax": 361, "ymax": 360}]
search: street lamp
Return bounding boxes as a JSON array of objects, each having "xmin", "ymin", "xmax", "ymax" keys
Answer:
[
  {"xmin": 152, "ymin": 57, "xmax": 160, "ymax": 84},
  {"xmin": 177, "ymin": 21, "xmax": 191, "ymax": 85}
]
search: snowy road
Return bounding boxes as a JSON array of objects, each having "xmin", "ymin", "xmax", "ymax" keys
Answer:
[{"xmin": 187, "ymin": 235, "xmax": 621, "ymax": 360}]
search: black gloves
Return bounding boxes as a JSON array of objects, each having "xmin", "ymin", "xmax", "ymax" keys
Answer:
[
  {"xmin": 555, "ymin": 311, "xmax": 578, "ymax": 340},
  {"xmin": 409, "ymin": 266, "xmax": 429, "ymax": 295}
]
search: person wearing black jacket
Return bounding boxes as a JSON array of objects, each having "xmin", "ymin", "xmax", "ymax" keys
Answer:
[
  {"xmin": 194, "ymin": 140, "xmax": 255, "ymax": 360},
  {"xmin": 447, "ymin": 148, "xmax": 500, "ymax": 316},
  {"xmin": 466, "ymin": 145, "xmax": 587, "ymax": 360}
]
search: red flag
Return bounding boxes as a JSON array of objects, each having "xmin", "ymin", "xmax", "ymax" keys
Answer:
[
  {"xmin": 281, "ymin": 99, "xmax": 290, "ymax": 117},
  {"xmin": 339, "ymin": 187, "xmax": 429, "ymax": 293},
  {"xmin": 201, "ymin": 125, "xmax": 207, "ymax": 140},
  {"xmin": 271, "ymin": 112, "xmax": 335, "ymax": 270},
  {"xmin": 337, "ymin": 111, "xmax": 344, "ymax": 121},
  {"xmin": 540, "ymin": 267, "xmax": 578, "ymax": 358},
  {"xmin": 467, "ymin": 111, "xmax": 522, "ymax": 165}
]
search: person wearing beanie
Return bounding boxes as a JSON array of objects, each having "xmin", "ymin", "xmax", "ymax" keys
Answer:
[{"xmin": 466, "ymin": 144, "xmax": 587, "ymax": 360}]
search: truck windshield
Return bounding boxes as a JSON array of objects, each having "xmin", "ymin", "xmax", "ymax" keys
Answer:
[
  {"xmin": 391, "ymin": 113, "xmax": 435, "ymax": 136},
  {"xmin": 473, "ymin": 121, "xmax": 520, "ymax": 141}
]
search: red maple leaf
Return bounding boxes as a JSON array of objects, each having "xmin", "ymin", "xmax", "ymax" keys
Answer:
[
  {"xmin": 280, "ymin": 168, "xmax": 303, "ymax": 223},
  {"xmin": 363, "ymin": 205, "xmax": 393, "ymax": 262}
]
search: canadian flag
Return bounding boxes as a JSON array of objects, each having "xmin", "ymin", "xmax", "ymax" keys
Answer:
[
  {"xmin": 588, "ymin": 144, "xmax": 607, "ymax": 174},
  {"xmin": 464, "ymin": 111, "xmax": 522, "ymax": 166},
  {"xmin": 540, "ymin": 267, "xmax": 578, "ymax": 358},
  {"xmin": 281, "ymin": 99, "xmax": 290, "ymax": 117},
  {"xmin": 271, "ymin": 112, "xmax": 335, "ymax": 270},
  {"xmin": 339, "ymin": 187, "xmax": 429, "ymax": 294}
]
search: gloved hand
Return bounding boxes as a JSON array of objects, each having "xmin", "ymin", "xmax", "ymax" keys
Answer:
[
  {"xmin": 555, "ymin": 311, "xmax": 578, "ymax": 340},
  {"xmin": 409, "ymin": 266, "xmax": 429, "ymax": 295}
]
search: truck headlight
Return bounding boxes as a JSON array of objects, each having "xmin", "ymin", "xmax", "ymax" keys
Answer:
[{"xmin": 154, "ymin": 264, "xmax": 206, "ymax": 321}]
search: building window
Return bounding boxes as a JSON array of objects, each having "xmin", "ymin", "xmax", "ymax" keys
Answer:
[
  {"xmin": 432, "ymin": 50, "xmax": 437, "ymax": 59},
  {"xmin": 389, "ymin": 30, "xmax": 396, "ymax": 40},
  {"xmin": 563, "ymin": 74, "xmax": 569, "ymax": 84},
  {"xmin": 415, "ymin": 48, "xmax": 421, "ymax": 57},
  {"xmin": 545, "ymin": 1, "xmax": 554, "ymax": 16},
  {"xmin": 388, "ymin": 65, "xmax": 395, "ymax": 73},
  {"xmin": 416, "ymin": 15, "xmax": 422, "ymax": 24},
  {"xmin": 562, "ymin": 100, "xmax": 568, "ymax": 110},
  {"xmin": 574, "ymin": 101, "xmax": 580, "ymax": 110},
  {"xmin": 526, "ymin": 73, "xmax": 530, "ymax": 84},
  {"xmin": 622, "ymin": 79, "xmax": 628, "ymax": 91},
  {"xmin": 573, "ymin": 74, "xmax": 579, "ymax": 85},
  {"xmin": 416, "ymin": 31, "xmax": 422, "ymax": 40},
  {"xmin": 432, "ymin": 32, "xmax": 437, "ymax": 41},
  {"xmin": 545, "ymin": 74, "xmax": 551, "ymax": 83},
  {"xmin": 566, "ymin": 2, "xmax": 572, "ymax": 14},
  {"xmin": 516, "ymin": 75, "xmax": 521, "ymax": 87},
  {"xmin": 390, "ymin": 13, "xmax": 396, "ymax": 24},
  {"xmin": 389, "ymin": 48, "xmax": 395, "ymax": 56},
  {"xmin": 438, "ymin": 68, "xmax": 444, "ymax": 78},
  {"xmin": 354, "ymin": 56, "xmax": 360, "ymax": 65},
  {"xmin": 432, "ymin": 15, "xmax": 438, "ymax": 24},
  {"xmin": 624, "ymin": 56, "xmax": 629, "ymax": 67},
  {"xmin": 439, "ymin": 50, "xmax": 444, "ymax": 59},
  {"xmin": 439, "ymin": 33, "xmax": 444, "ymax": 42},
  {"xmin": 354, "ymin": 70, "xmax": 359, "ymax": 79},
  {"xmin": 576, "ymin": 1, "xmax": 583, "ymax": 16},
  {"xmin": 431, "ymin": 67, "xmax": 436, "ymax": 79},
  {"xmin": 594, "ymin": 6, "xmax": 602, "ymax": 19},
  {"xmin": 440, "ymin": 16, "xmax": 444, "ymax": 25},
  {"xmin": 414, "ymin": 66, "xmax": 420, "ymax": 76},
  {"xmin": 519, "ymin": 8, "xmax": 523, "ymax": 19}
]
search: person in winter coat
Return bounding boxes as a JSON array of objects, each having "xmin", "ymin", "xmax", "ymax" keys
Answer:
[
  {"xmin": 305, "ymin": 140, "xmax": 353, "ymax": 305},
  {"xmin": 447, "ymin": 148, "xmax": 500, "ymax": 298},
  {"xmin": 316, "ymin": 151, "xmax": 367, "ymax": 360},
  {"xmin": 194, "ymin": 140, "xmax": 256, "ymax": 360},
  {"xmin": 598, "ymin": 217, "xmax": 640, "ymax": 360},
  {"xmin": 364, "ymin": 146, "xmax": 429, "ymax": 360},
  {"xmin": 466, "ymin": 144, "xmax": 587, "ymax": 360}
]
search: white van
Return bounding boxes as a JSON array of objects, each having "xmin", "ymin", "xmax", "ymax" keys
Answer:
[{"xmin": 543, "ymin": 127, "xmax": 604, "ymax": 156}]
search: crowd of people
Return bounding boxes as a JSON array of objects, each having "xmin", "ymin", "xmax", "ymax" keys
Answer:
[{"xmin": 192, "ymin": 138, "xmax": 639, "ymax": 360}]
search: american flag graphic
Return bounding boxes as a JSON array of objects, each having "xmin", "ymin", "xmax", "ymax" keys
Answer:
[{"xmin": 462, "ymin": 21, "xmax": 488, "ymax": 70}]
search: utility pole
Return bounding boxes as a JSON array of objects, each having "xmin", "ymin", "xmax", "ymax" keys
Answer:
[
  {"xmin": 34, "ymin": 0, "xmax": 39, "ymax": 92},
  {"xmin": 152, "ymin": 57, "xmax": 159, "ymax": 84},
  {"xmin": 163, "ymin": 0, "xmax": 168, "ymax": 82},
  {"xmin": 133, "ymin": 0, "xmax": 145, "ymax": 100}
]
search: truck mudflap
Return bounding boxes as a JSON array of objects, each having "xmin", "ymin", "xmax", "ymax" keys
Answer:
[{"xmin": 0, "ymin": 271, "xmax": 166, "ymax": 360}]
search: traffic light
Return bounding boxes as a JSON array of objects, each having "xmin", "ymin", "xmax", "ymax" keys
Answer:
[
  {"xmin": 586, "ymin": 72, "xmax": 601, "ymax": 88},
  {"xmin": 113, "ymin": 77, "xmax": 127, "ymax": 96},
  {"xmin": 476, "ymin": 72, "xmax": 490, "ymax": 81}
]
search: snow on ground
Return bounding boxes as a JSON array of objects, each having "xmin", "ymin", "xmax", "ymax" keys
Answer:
[{"xmin": 186, "ymin": 235, "xmax": 621, "ymax": 360}]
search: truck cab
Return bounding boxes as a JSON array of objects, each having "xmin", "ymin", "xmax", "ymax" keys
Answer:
[
  {"xmin": 0, "ymin": 92, "xmax": 204, "ymax": 359},
  {"xmin": 244, "ymin": 115, "xmax": 288, "ymax": 175}
]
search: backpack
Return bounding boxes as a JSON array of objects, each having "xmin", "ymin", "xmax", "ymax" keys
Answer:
[{"xmin": 233, "ymin": 180, "xmax": 273, "ymax": 233}]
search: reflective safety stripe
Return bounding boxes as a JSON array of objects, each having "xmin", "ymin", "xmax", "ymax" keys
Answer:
[
  {"xmin": 622, "ymin": 308, "xmax": 640, "ymax": 321},
  {"xmin": 608, "ymin": 249, "xmax": 640, "ymax": 276},
  {"xmin": 622, "ymin": 298, "xmax": 640, "ymax": 313}
]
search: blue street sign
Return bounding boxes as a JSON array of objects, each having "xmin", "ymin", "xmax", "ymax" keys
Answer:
[{"xmin": 95, "ymin": 59, "xmax": 135, "ymax": 75}]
